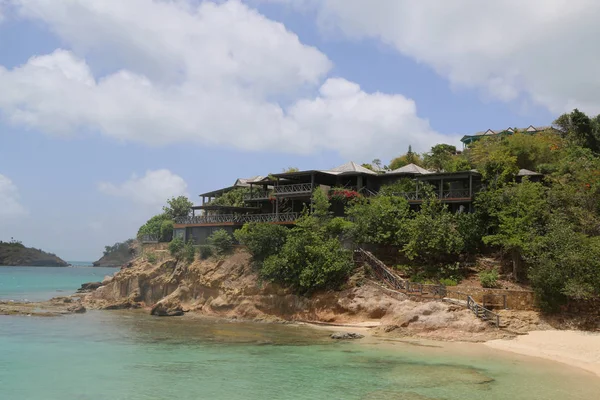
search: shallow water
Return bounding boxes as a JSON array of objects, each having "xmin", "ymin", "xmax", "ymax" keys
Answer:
[
  {"xmin": 0, "ymin": 267, "xmax": 599, "ymax": 399},
  {"xmin": 0, "ymin": 265, "xmax": 117, "ymax": 301}
]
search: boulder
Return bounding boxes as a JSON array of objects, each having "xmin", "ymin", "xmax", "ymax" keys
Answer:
[
  {"xmin": 150, "ymin": 302, "xmax": 184, "ymax": 317},
  {"xmin": 77, "ymin": 282, "xmax": 103, "ymax": 293},
  {"xmin": 330, "ymin": 332, "xmax": 365, "ymax": 340},
  {"xmin": 67, "ymin": 304, "xmax": 86, "ymax": 314}
]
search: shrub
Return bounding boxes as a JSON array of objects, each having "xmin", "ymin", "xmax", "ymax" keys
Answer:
[
  {"xmin": 198, "ymin": 245, "xmax": 214, "ymax": 260},
  {"xmin": 138, "ymin": 213, "xmax": 171, "ymax": 240},
  {"xmin": 207, "ymin": 229, "xmax": 234, "ymax": 255},
  {"xmin": 168, "ymin": 237, "xmax": 185, "ymax": 258},
  {"xmin": 439, "ymin": 278, "xmax": 458, "ymax": 287},
  {"xmin": 183, "ymin": 240, "xmax": 196, "ymax": 263},
  {"xmin": 160, "ymin": 220, "xmax": 174, "ymax": 242},
  {"xmin": 234, "ymin": 223, "xmax": 288, "ymax": 264},
  {"xmin": 479, "ymin": 269, "xmax": 500, "ymax": 288},
  {"xmin": 146, "ymin": 253, "xmax": 157, "ymax": 264}
]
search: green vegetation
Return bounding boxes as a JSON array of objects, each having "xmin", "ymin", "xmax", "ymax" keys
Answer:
[
  {"xmin": 0, "ymin": 240, "xmax": 68, "ymax": 267},
  {"xmin": 242, "ymin": 190, "xmax": 353, "ymax": 293},
  {"xmin": 137, "ymin": 196, "xmax": 193, "ymax": 242},
  {"xmin": 209, "ymin": 188, "xmax": 250, "ymax": 207},
  {"xmin": 162, "ymin": 196, "xmax": 193, "ymax": 219},
  {"xmin": 207, "ymin": 229, "xmax": 234, "ymax": 255},
  {"xmin": 168, "ymin": 237, "xmax": 185, "ymax": 258},
  {"xmin": 234, "ymin": 223, "xmax": 289, "ymax": 265},
  {"xmin": 198, "ymin": 245, "xmax": 215, "ymax": 260},
  {"xmin": 479, "ymin": 269, "xmax": 499, "ymax": 288},
  {"xmin": 146, "ymin": 253, "xmax": 157, "ymax": 264},
  {"xmin": 389, "ymin": 145, "xmax": 423, "ymax": 170}
]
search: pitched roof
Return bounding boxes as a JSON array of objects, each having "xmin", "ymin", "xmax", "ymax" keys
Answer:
[
  {"xmin": 387, "ymin": 163, "xmax": 432, "ymax": 175},
  {"xmin": 326, "ymin": 161, "xmax": 377, "ymax": 175},
  {"xmin": 517, "ymin": 169, "xmax": 543, "ymax": 177},
  {"xmin": 234, "ymin": 176, "xmax": 265, "ymax": 186}
]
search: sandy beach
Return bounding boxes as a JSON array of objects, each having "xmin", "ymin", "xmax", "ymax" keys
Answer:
[{"xmin": 486, "ymin": 330, "xmax": 600, "ymax": 377}]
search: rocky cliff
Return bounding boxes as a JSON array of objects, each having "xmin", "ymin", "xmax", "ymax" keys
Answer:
[
  {"xmin": 0, "ymin": 242, "xmax": 68, "ymax": 267},
  {"xmin": 81, "ymin": 248, "xmax": 513, "ymax": 341}
]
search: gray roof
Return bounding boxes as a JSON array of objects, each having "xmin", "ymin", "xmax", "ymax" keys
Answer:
[
  {"xmin": 472, "ymin": 125, "xmax": 553, "ymax": 137},
  {"xmin": 234, "ymin": 176, "xmax": 265, "ymax": 186},
  {"xmin": 387, "ymin": 163, "xmax": 432, "ymax": 175},
  {"xmin": 517, "ymin": 169, "xmax": 543, "ymax": 177},
  {"xmin": 326, "ymin": 161, "xmax": 377, "ymax": 175}
]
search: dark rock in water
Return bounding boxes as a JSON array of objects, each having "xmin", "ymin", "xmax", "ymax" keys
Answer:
[
  {"xmin": 150, "ymin": 302, "xmax": 184, "ymax": 317},
  {"xmin": 330, "ymin": 332, "xmax": 365, "ymax": 340},
  {"xmin": 76, "ymin": 282, "xmax": 103, "ymax": 293},
  {"xmin": 103, "ymin": 301, "xmax": 141, "ymax": 310},
  {"xmin": 67, "ymin": 304, "xmax": 86, "ymax": 314}
]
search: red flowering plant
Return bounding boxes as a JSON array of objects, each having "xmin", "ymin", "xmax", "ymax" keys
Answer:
[{"xmin": 328, "ymin": 188, "xmax": 362, "ymax": 203}]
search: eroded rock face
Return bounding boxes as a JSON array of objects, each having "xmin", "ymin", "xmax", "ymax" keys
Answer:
[
  {"xmin": 150, "ymin": 302, "xmax": 184, "ymax": 317},
  {"xmin": 330, "ymin": 332, "xmax": 365, "ymax": 340},
  {"xmin": 67, "ymin": 304, "xmax": 86, "ymax": 314}
]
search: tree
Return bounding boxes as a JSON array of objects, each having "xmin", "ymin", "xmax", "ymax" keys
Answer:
[
  {"xmin": 163, "ymin": 196, "xmax": 193, "ymax": 219},
  {"xmin": 138, "ymin": 213, "xmax": 171, "ymax": 240},
  {"xmin": 234, "ymin": 223, "xmax": 289, "ymax": 265},
  {"xmin": 479, "ymin": 180, "xmax": 549, "ymax": 280},
  {"xmin": 389, "ymin": 145, "xmax": 424, "ymax": 170},
  {"xmin": 207, "ymin": 229, "xmax": 234, "ymax": 255},
  {"xmin": 346, "ymin": 195, "xmax": 411, "ymax": 246},
  {"xmin": 209, "ymin": 188, "xmax": 250, "ymax": 207},
  {"xmin": 554, "ymin": 109, "xmax": 600, "ymax": 153},
  {"xmin": 423, "ymin": 144, "xmax": 457, "ymax": 171}
]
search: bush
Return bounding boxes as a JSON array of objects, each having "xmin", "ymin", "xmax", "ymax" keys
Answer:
[
  {"xmin": 138, "ymin": 213, "xmax": 171, "ymax": 240},
  {"xmin": 183, "ymin": 240, "xmax": 196, "ymax": 263},
  {"xmin": 160, "ymin": 220, "xmax": 174, "ymax": 242},
  {"xmin": 439, "ymin": 278, "xmax": 458, "ymax": 287},
  {"xmin": 479, "ymin": 269, "xmax": 499, "ymax": 288},
  {"xmin": 146, "ymin": 253, "xmax": 157, "ymax": 264},
  {"xmin": 168, "ymin": 237, "xmax": 185, "ymax": 258},
  {"xmin": 198, "ymin": 245, "xmax": 215, "ymax": 260},
  {"xmin": 207, "ymin": 229, "xmax": 233, "ymax": 255},
  {"xmin": 234, "ymin": 223, "xmax": 289, "ymax": 264}
]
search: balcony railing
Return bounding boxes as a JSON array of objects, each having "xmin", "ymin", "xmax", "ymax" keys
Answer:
[
  {"xmin": 383, "ymin": 190, "xmax": 473, "ymax": 201},
  {"xmin": 244, "ymin": 190, "xmax": 271, "ymax": 201},
  {"xmin": 273, "ymin": 183, "xmax": 312, "ymax": 196},
  {"xmin": 174, "ymin": 213, "xmax": 299, "ymax": 225}
]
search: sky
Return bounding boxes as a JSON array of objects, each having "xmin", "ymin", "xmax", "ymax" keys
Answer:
[{"xmin": 0, "ymin": 0, "xmax": 598, "ymax": 261}]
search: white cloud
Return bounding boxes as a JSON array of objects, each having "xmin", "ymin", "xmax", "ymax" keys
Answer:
[
  {"xmin": 0, "ymin": 0, "xmax": 447, "ymax": 160},
  {"xmin": 98, "ymin": 169, "xmax": 189, "ymax": 208},
  {"xmin": 286, "ymin": 0, "xmax": 600, "ymax": 115},
  {"xmin": 0, "ymin": 174, "xmax": 27, "ymax": 219}
]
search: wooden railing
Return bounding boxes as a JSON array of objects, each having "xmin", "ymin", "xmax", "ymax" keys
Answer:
[
  {"xmin": 446, "ymin": 291, "xmax": 501, "ymax": 328},
  {"xmin": 140, "ymin": 234, "xmax": 159, "ymax": 244},
  {"xmin": 354, "ymin": 248, "xmax": 447, "ymax": 299},
  {"xmin": 372, "ymin": 189, "xmax": 475, "ymax": 201},
  {"xmin": 174, "ymin": 213, "xmax": 299, "ymax": 225},
  {"xmin": 244, "ymin": 190, "xmax": 271, "ymax": 200},
  {"xmin": 274, "ymin": 183, "xmax": 312, "ymax": 195}
]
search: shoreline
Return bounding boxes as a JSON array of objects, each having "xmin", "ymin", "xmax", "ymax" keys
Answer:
[{"xmin": 485, "ymin": 330, "xmax": 600, "ymax": 378}]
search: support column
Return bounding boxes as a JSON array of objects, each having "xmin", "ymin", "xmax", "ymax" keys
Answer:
[
  {"xmin": 357, "ymin": 175, "xmax": 363, "ymax": 192},
  {"xmin": 439, "ymin": 178, "xmax": 444, "ymax": 199},
  {"xmin": 310, "ymin": 173, "xmax": 315, "ymax": 213}
]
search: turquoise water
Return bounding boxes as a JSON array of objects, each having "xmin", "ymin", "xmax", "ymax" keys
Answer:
[
  {"xmin": 1, "ymin": 268, "xmax": 600, "ymax": 399},
  {"xmin": 0, "ymin": 265, "xmax": 117, "ymax": 301}
]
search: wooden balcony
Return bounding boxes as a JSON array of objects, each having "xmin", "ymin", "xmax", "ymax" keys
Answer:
[
  {"xmin": 386, "ymin": 189, "xmax": 474, "ymax": 202},
  {"xmin": 174, "ymin": 213, "xmax": 299, "ymax": 226},
  {"xmin": 244, "ymin": 190, "xmax": 271, "ymax": 201},
  {"xmin": 273, "ymin": 183, "xmax": 312, "ymax": 196}
]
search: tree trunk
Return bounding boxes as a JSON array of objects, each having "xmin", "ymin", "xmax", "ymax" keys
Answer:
[{"xmin": 511, "ymin": 249, "xmax": 521, "ymax": 281}]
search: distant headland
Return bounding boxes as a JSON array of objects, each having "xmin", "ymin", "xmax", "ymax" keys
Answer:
[{"xmin": 0, "ymin": 240, "xmax": 69, "ymax": 267}]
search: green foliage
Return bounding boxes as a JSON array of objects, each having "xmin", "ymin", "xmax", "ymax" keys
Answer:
[
  {"xmin": 423, "ymin": 144, "xmax": 457, "ymax": 172},
  {"xmin": 346, "ymin": 195, "xmax": 410, "ymax": 246},
  {"xmin": 389, "ymin": 145, "xmax": 423, "ymax": 170},
  {"xmin": 160, "ymin": 220, "xmax": 174, "ymax": 242},
  {"xmin": 283, "ymin": 167, "xmax": 300, "ymax": 173},
  {"xmin": 479, "ymin": 180, "xmax": 548, "ymax": 279},
  {"xmin": 162, "ymin": 196, "xmax": 193, "ymax": 219},
  {"xmin": 439, "ymin": 278, "xmax": 459, "ymax": 287},
  {"xmin": 103, "ymin": 239, "xmax": 134, "ymax": 256},
  {"xmin": 146, "ymin": 253, "xmax": 157, "ymax": 264},
  {"xmin": 209, "ymin": 188, "xmax": 250, "ymax": 208},
  {"xmin": 402, "ymin": 197, "xmax": 465, "ymax": 265},
  {"xmin": 137, "ymin": 213, "xmax": 171, "ymax": 240},
  {"xmin": 378, "ymin": 179, "xmax": 416, "ymax": 195},
  {"xmin": 554, "ymin": 109, "xmax": 600, "ymax": 153},
  {"xmin": 207, "ymin": 229, "xmax": 234, "ymax": 255},
  {"xmin": 260, "ymin": 191, "xmax": 354, "ymax": 293},
  {"xmin": 183, "ymin": 240, "xmax": 196, "ymax": 263},
  {"xmin": 168, "ymin": 237, "xmax": 185, "ymax": 258},
  {"xmin": 234, "ymin": 223, "xmax": 289, "ymax": 264},
  {"xmin": 198, "ymin": 245, "xmax": 215, "ymax": 260},
  {"xmin": 479, "ymin": 269, "xmax": 499, "ymax": 288}
]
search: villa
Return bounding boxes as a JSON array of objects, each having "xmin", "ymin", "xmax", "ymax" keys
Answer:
[
  {"xmin": 173, "ymin": 162, "xmax": 492, "ymax": 244},
  {"xmin": 460, "ymin": 125, "xmax": 558, "ymax": 148}
]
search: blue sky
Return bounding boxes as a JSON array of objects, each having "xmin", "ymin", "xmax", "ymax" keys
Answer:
[{"xmin": 0, "ymin": 0, "xmax": 595, "ymax": 260}]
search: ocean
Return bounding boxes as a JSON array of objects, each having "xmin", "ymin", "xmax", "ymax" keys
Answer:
[{"xmin": 1, "ymin": 266, "xmax": 599, "ymax": 400}]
